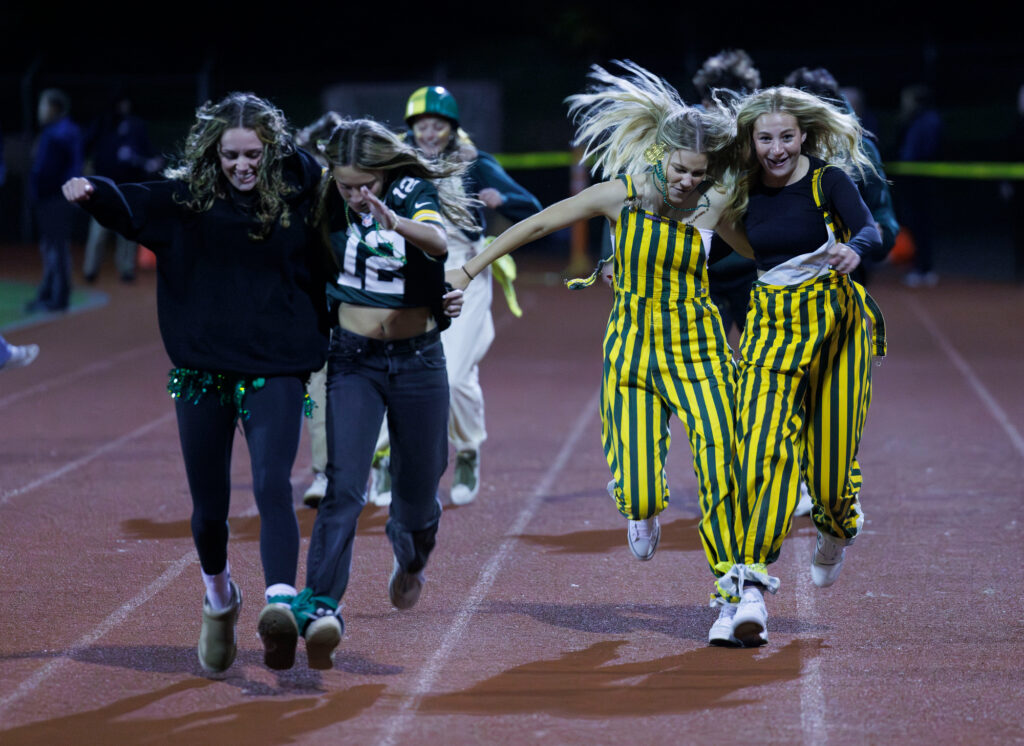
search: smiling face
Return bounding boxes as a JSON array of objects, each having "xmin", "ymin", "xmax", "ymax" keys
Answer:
[
  {"xmin": 753, "ymin": 111, "xmax": 806, "ymax": 187},
  {"xmin": 411, "ymin": 115, "xmax": 453, "ymax": 157},
  {"xmin": 218, "ymin": 127, "xmax": 264, "ymax": 192},
  {"xmin": 664, "ymin": 149, "xmax": 709, "ymax": 206},
  {"xmin": 333, "ymin": 165, "xmax": 384, "ymax": 213}
]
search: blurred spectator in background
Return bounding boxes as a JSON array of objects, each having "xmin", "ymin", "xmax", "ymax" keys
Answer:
[
  {"xmin": 692, "ymin": 48, "xmax": 761, "ymax": 109},
  {"xmin": 82, "ymin": 92, "xmax": 162, "ymax": 283},
  {"xmin": 784, "ymin": 66, "xmax": 898, "ymax": 285},
  {"xmin": 839, "ymin": 86, "xmax": 879, "ymax": 140},
  {"xmin": 691, "ymin": 49, "xmax": 761, "ymax": 337},
  {"xmin": 27, "ymin": 88, "xmax": 82, "ymax": 313},
  {"xmin": 897, "ymin": 84, "xmax": 942, "ymax": 287}
]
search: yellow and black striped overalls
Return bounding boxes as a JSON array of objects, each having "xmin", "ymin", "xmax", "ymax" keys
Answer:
[
  {"xmin": 603, "ymin": 175, "xmax": 737, "ymax": 576},
  {"xmin": 731, "ymin": 166, "xmax": 884, "ymax": 569}
]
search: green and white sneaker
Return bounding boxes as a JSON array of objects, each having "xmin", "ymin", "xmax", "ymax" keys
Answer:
[
  {"xmin": 302, "ymin": 472, "xmax": 328, "ymax": 510},
  {"xmin": 291, "ymin": 588, "xmax": 343, "ymax": 670},
  {"xmin": 451, "ymin": 450, "xmax": 480, "ymax": 505},
  {"xmin": 198, "ymin": 581, "xmax": 242, "ymax": 674}
]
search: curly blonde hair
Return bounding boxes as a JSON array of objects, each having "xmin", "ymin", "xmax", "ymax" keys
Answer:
[
  {"xmin": 316, "ymin": 117, "xmax": 477, "ymax": 231},
  {"xmin": 722, "ymin": 86, "xmax": 877, "ymax": 226},
  {"xmin": 164, "ymin": 92, "xmax": 295, "ymax": 240},
  {"xmin": 565, "ymin": 60, "xmax": 736, "ymax": 187}
]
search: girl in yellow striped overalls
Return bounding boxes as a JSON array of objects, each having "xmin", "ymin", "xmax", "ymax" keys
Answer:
[
  {"xmin": 446, "ymin": 61, "xmax": 750, "ymax": 643},
  {"xmin": 715, "ymin": 87, "xmax": 884, "ymax": 646}
]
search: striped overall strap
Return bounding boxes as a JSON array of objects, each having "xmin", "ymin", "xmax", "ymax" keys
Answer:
[{"xmin": 811, "ymin": 165, "xmax": 887, "ymax": 358}]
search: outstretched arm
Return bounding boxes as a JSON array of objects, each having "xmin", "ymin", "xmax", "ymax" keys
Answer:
[{"xmin": 447, "ymin": 179, "xmax": 625, "ymax": 290}]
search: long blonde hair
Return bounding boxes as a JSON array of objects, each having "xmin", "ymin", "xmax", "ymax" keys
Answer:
[
  {"xmin": 723, "ymin": 86, "xmax": 877, "ymax": 225},
  {"xmin": 316, "ymin": 117, "xmax": 477, "ymax": 231},
  {"xmin": 565, "ymin": 61, "xmax": 735, "ymax": 186}
]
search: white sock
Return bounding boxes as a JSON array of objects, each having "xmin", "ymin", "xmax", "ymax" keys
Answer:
[
  {"xmin": 202, "ymin": 564, "xmax": 233, "ymax": 612},
  {"xmin": 265, "ymin": 583, "xmax": 297, "ymax": 606}
]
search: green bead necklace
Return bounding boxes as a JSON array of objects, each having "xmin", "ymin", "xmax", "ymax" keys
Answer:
[{"xmin": 345, "ymin": 205, "xmax": 405, "ymax": 265}]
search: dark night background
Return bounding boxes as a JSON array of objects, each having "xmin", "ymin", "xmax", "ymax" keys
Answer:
[{"xmin": 3, "ymin": 5, "xmax": 1022, "ymax": 274}]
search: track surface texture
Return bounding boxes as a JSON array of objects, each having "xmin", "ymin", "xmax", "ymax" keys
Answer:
[{"xmin": 1, "ymin": 248, "xmax": 1022, "ymax": 745}]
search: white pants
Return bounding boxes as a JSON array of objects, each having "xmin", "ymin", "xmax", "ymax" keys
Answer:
[
  {"xmin": 306, "ymin": 361, "xmax": 329, "ymax": 473},
  {"xmin": 375, "ymin": 232, "xmax": 494, "ymax": 455}
]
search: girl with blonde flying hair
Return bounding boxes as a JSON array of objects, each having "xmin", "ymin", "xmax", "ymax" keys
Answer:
[
  {"xmin": 715, "ymin": 87, "xmax": 884, "ymax": 646},
  {"xmin": 290, "ymin": 117, "xmax": 475, "ymax": 669},
  {"xmin": 447, "ymin": 61, "xmax": 751, "ymax": 644}
]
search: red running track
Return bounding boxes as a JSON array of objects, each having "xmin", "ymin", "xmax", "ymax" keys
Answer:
[{"xmin": 1, "ymin": 249, "xmax": 1022, "ymax": 745}]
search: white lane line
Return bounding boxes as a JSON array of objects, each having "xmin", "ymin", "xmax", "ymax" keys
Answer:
[
  {"xmin": 0, "ymin": 412, "xmax": 177, "ymax": 507},
  {"xmin": 0, "ymin": 343, "xmax": 165, "ymax": 411},
  {"xmin": 794, "ymin": 534, "xmax": 827, "ymax": 745},
  {"xmin": 378, "ymin": 391, "xmax": 599, "ymax": 746},
  {"xmin": 0, "ymin": 552, "xmax": 196, "ymax": 716},
  {"xmin": 905, "ymin": 295, "xmax": 1024, "ymax": 461}
]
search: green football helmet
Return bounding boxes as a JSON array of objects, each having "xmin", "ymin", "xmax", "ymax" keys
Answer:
[{"xmin": 405, "ymin": 86, "xmax": 460, "ymax": 127}]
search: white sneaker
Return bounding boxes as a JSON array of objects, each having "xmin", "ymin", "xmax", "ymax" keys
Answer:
[
  {"xmin": 626, "ymin": 515, "xmax": 660, "ymax": 561},
  {"xmin": 793, "ymin": 481, "xmax": 813, "ymax": 517},
  {"xmin": 1, "ymin": 343, "xmax": 39, "ymax": 371},
  {"xmin": 302, "ymin": 472, "xmax": 328, "ymax": 509},
  {"xmin": 708, "ymin": 603, "xmax": 741, "ymax": 647},
  {"xmin": 450, "ymin": 450, "xmax": 480, "ymax": 505},
  {"xmin": 369, "ymin": 453, "xmax": 392, "ymax": 507},
  {"xmin": 811, "ymin": 529, "xmax": 847, "ymax": 587},
  {"xmin": 732, "ymin": 586, "xmax": 768, "ymax": 647}
]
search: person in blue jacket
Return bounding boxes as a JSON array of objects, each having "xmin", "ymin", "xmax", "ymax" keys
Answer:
[{"xmin": 28, "ymin": 89, "xmax": 83, "ymax": 313}]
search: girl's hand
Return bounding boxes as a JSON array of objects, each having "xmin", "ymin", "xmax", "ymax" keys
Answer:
[
  {"xmin": 600, "ymin": 260, "xmax": 614, "ymax": 287},
  {"xmin": 478, "ymin": 187, "xmax": 504, "ymax": 209},
  {"xmin": 826, "ymin": 242, "xmax": 861, "ymax": 274},
  {"xmin": 360, "ymin": 186, "xmax": 399, "ymax": 230},
  {"xmin": 442, "ymin": 288, "xmax": 464, "ymax": 317},
  {"xmin": 62, "ymin": 177, "xmax": 94, "ymax": 203},
  {"xmin": 445, "ymin": 266, "xmax": 472, "ymax": 291}
]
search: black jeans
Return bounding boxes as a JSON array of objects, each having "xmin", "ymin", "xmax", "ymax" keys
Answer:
[
  {"xmin": 175, "ymin": 375, "xmax": 304, "ymax": 586},
  {"xmin": 306, "ymin": 327, "xmax": 449, "ymax": 602}
]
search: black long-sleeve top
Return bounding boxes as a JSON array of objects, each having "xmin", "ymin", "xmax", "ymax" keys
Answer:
[
  {"xmin": 745, "ymin": 156, "xmax": 881, "ymax": 271},
  {"xmin": 78, "ymin": 149, "xmax": 331, "ymax": 378}
]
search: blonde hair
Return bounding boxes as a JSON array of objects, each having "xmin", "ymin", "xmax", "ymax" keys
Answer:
[
  {"xmin": 317, "ymin": 117, "xmax": 477, "ymax": 231},
  {"xmin": 723, "ymin": 86, "xmax": 877, "ymax": 225},
  {"xmin": 565, "ymin": 60, "xmax": 735, "ymax": 185}
]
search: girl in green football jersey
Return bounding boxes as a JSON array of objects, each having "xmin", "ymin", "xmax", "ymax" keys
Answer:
[{"xmin": 290, "ymin": 117, "xmax": 476, "ymax": 670}]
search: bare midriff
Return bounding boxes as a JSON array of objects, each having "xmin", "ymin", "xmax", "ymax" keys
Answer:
[{"xmin": 337, "ymin": 304, "xmax": 436, "ymax": 340}]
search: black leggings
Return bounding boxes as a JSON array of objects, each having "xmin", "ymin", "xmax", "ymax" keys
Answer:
[{"xmin": 175, "ymin": 375, "xmax": 304, "ymax": 586}]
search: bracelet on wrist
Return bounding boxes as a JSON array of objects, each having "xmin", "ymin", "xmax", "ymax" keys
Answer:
[{"xmin": 462, "ymin": 266, "xmax": 474, "ymax": 281}]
